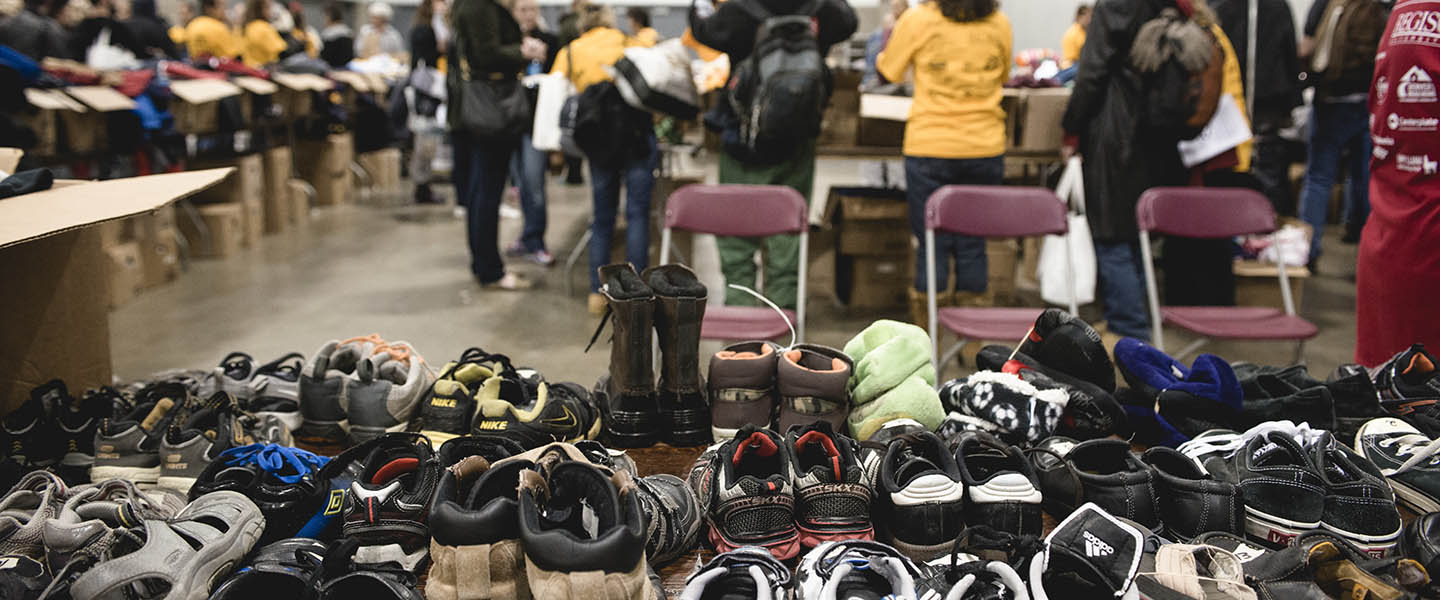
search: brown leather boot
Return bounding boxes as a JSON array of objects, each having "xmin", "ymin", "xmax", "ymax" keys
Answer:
[
  {"xmin": 590, "ymin": 263, "xmax": 659, "ymax": 448},
  {"xmin": 642, "ymin": 264, "xmax": 710, "ymax": 447}
]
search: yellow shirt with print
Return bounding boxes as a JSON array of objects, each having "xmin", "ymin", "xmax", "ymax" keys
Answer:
[
  {"xmin": 1061, "ymin": 22, "xmax": 1086, "ymax": 66},
  {"xmin": 877, "ymin": 4, "xmax": 1012, "ymax": 160},
  {"xmin": 635, "ymin": 27, "xmax": 659, "ymax": 47},
  {"xmin": 184, "ymin": 15, "xmax": 239, "ymax": 58},
  {"xmin": 242, "ymin": 20, "xmax": 288, "ymax": 67},
  {"xmin": 552, "ymin": 27, "xmax": 637, "ymax": 93}
]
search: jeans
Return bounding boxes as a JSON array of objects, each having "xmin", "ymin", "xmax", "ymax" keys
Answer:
[
  {"xmin": 1300, "ymin": 101, "xmax": 1371, "ymax": 262},
  {"xmin": 716, "ymin": 141, "xmax": 816, "ymax": 309},
  {"xmin": 1095, "ymin": 241, "xmax": 1151, "ymax": 340},
  {"xmin": 588, "ymin": 134, "xmax": 658, "ymax": 291},
  {"xmin": 507, "ymin": 133, "xmax": 549, "ymax": 252},
  {"xmin": 453, "ymin": 134, "xmax": 516, "ymax": 283},
  {"xmin": 905, "ymin": 155, "xmax": 1004, "ymax": 292}
]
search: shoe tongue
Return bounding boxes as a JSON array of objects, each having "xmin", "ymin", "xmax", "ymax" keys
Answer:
[
  {"xmin": 371, "ymin": 457, "xmax": 419, "ymax": 485},
  {"xmin": 452, "ymin": 362, "xmax": 494, "ymax": 386},
  {"xmin": 1044, "ymin": 505, "xmax": 1144, "ymax": 595},
  {"xmin": 1401, "ymin": 349, "xmax": 1437, "ymax": 385},
  {"xmin": 795, "ymin": 430, "xmax": 843, "ymax": 482},
  {"xmin": 1250, "ymin": 436, "xmax": 1296, "ymax": 467},
  {"xmin": 732, "ymin": 431, "xmax": 778, "ymax": 467}
]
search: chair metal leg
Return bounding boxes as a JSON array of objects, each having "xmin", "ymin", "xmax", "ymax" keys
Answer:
[
  {"xmin": 1173, "ymin": 338, "xmax": 1209, "ymax": 361},
  {"xmin": 564, "ymin": 226, "xmax": 593, "ymax": 297},
  {"xmin": 1293, "ymin": 340, "xmax": 1307, "ymax": 366},
  {"xmin": 938, "ymin": 338, "xmax": 970, "ymax": 383}
]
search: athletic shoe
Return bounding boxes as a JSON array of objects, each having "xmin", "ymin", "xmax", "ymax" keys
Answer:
[
  {"xmin": 0, "ymin": 554, "xmax": 49, "ymax": 600},
  {"xmin": 1182, "ymin": 426, "xmax": 1326, "ymax": 548},
  {"xmin": 89, "ymin": 383, "xmax": 184, "ymax": 485},
  {"xmin": 952, "ymin": 430, "xmax": 1042, "ymax": 537},
  {"xmin": 682, "ymin": 546, "xmax": 793, "ymax": 599},
  {"xmin": 917, "ymin": 548, "xmax": 1029, "ymax": 600},
  {"xmin": 688, "ymin": 426, "xmax": 800, "ymax": 559},
  {"xmin": 1403, "ymin": 512, "xmax": 1440, "ymax": 592},
  {"xmin": 470, "ymin": 374, "xmax": 601, "ymax": 448},
  {"xmin": 634, "ymin": 473, "xmax": 703, "ymax": 566},
  {"xmin": 424, "ymin": 436, "xmax": 532, "ymax": 600},
  {"xmin": 785, "ymin": 421, "xmax": 876, "ymax": 547},
  {"xmin": 1372, "ymin": 343, "xmax": 1440, "ymax": 416},
  {"xmin": 346, "ymin": 341, "xmax": 435, "ymax": 443},
  {"xmin": 938, "ymin": 371, "xmax": 1068, "ymax": 446},
  {"xmin": 775, "ymin": 344, "xmax": 854, "ymax": 435},
  {"xmin": 2, "ymin": 388, "xmax": 58, "ymax": 469},
  {"xmin": 246, "ymin": 353, "xmax": 307, "ymax": 431},
  {"xmin": 188, "ymin": 443, "xmax": 330, "ymax": 545},
  {"xmin": 158, "ymin": 392, "xmax": 290, "ymax": 493},
  {"xmin": 32, "ymin": 381, "xmax": 114, "ymax": 482},
  {"xmin": 873, "ymin": 431, "xmax": 965, "ymax": 561},
  {"xmin": 1028, "ymin": 436, "xmax": 1160, "ymax": 531},
  {"xmin": 1016, "ymin": 308, "xmax": 1116, "ymax": 392},
  {"xmin": 707, "ymin": 341, "xmax": 780, "ymax": 442},
  {"xmin": 795, "ymin": 540, "xmax": 924, "ymax": 600},
  {"xmin": 210, "ymin": 537, "xmax": 329, "ymax": 599},
  {"xmin": 1133, "ymin": 533, "xmax": 1259, "ymax": 599},
  {"xmin": 1026, "ymin": 503, "xmax": 1146, "ymax": 600},
  {"xmin": 413, "ymin": 349, "xmax": 513, "ymax": 444},
  {"xmin": 340, "ymin": 432, "xmax": 438, "ymax": 572},
  {"xmin": 871, "ymin": 418, "xmax": 930, "ymax": 446},
  {"xmin": 1356, "ymin": 417, "xmax": 1440, "ymax": 515},
  {"xmin": 1310, "ymin": 431, "xmax": 1402, "ymax": 557},
  {"xmin": 1139, "ymin": 446, "xmax": 1243, "ymax": 540},
  {"xmin": 518, "ymin": 460, "xmax": 657, "ymax": 599},
  {"xmin": 299, "ymin": 335, "xmax": 385, "ymax": 444},
  {"xmin": 312, "ymin": 537, "xmax": 424, "ymax": 600},
  {"xmin": 576, "ymin": 439, "xmax": 638, "ymax": 476},
  {"xmin": 0, "ymin": 471, "xmax": 67, "ymax": 558}
]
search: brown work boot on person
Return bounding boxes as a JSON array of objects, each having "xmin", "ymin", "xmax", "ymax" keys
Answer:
[
  {"xmin": 589, "ymin": 264, "xmax": 660, "ymax": 448},
  {"xmin": 776, "ymin": 344, "xmax": 855, "ymax": 433},
  {"xmin": 707, "ymin": 341, "xmax": 781, "ymax": 442},
  {"xmin": 643, "ymin": 264, "xmax": 711, "ymax": 447}
]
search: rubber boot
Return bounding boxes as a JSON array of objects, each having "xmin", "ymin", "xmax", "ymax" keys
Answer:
[
  {"xmin": 642, "ymin": 264, "xmax": 710, "ymax": 447},
  {"xmin": 592, "ymin": 264, "xmax": 659, "ymax": 448}
]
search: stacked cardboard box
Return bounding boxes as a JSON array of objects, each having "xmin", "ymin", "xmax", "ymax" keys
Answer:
[
  {"xmin": 177, "ymin": 203, "xmax": 245, "ymax": 258},
  {"xmin": 189, "ymin": 154, "xmax": 264, "ymax": 254},
  {"xmin": 357, "ymin": 148, "xmax": 402, "ymax": 192},
  {"xmin": 824, "ymin": 188, "xmax": 912, "ymax": 310},
  {"xmin": 169, "ymin": 79, "xmax": 243, "ymax": 135},
  {"xmin": 288, "ymin": 179, "xmax": 311, "ymax": 226},
  {"xmin": 262, "ymin": 147, "xmax": 293, "ymax": 233},
  {"xmin": 297, "ymin": 133, "xmax": 354, "ymax": 206}
]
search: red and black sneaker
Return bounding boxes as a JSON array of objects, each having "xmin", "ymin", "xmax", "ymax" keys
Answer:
[
  {"xmin": 340, "ymin": 433, "xmax": 438, "ymax": 573},
  {"xmin": 687, "ymin": 425, "xmax": 799, "ymax": 560},
  {"xmin": 784, "ymin": 421, "xmax": 876, "ymax": 547}
]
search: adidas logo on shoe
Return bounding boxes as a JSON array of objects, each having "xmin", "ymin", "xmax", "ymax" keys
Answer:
[{"xmin": 1083, "ymin": 531, "xmax": 1114, "ymax": 557}]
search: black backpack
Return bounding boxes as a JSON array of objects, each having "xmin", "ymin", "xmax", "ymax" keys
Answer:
[
  {"xmin": 572, "ymin": 82, "xmax": 653, "ymax": 170},
  {"xmin": 1129, "ymin": 7, "xmax": 1224, "ymax": 141},
  {"xmin": 725, "ymin": 0, "xmax": 830, "ymax": 164}
]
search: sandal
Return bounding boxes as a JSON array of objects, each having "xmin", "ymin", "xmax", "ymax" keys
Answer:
[{"xmin": 67, "ymin": 491, "xmax": 265, "ymax": 600}]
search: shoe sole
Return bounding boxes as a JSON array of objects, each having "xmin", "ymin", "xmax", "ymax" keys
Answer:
[
  {"xmin": 797, "ymin": 525, "xmax": 874, "ymax": 548},
  {"xmin": 663, "ymin": 407, "xmax": 711, "ymax": 447},
  {"xmin": 256, "ymin": 410, "xmax": 303, "ymax": 432},
  {"xmin": 605, "ymin": 410, "xmax": 659, "ymax": 449},
  {"xmin": 298, "ymin": 419, "xmax": 350, "ymax": 445},
  {"xmin": 348, "ymin": 421, "xmax": 410, "ymax": 444},
  {"xmin": 1321, "ymin": 521, "xmax": 1403, "ymax": 558},
  {"xmin": 1245, "ymin": 505, "xmax": 1320, "ymax": 548},
  {"xmin": 881, "ymin": 531, "xmax": 956, "ymax": 562},
  {"xmin": 157, "ymin": 475, "xmax": 198, "ymax": 493},
  {"xmin": 707, "ymin": 523, "xmax": 800, "ymax": 560},
  {"xmin": 91, "ymin": 465, "xmax": 161, "ymax": 484},
  {"xmin": 62, "ymin": 452, "xmax": 95, "ymax": 468}
]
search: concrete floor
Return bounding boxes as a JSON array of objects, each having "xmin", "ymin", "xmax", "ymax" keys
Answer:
[{"xmin": 111, "ymin": 159, "xmax": 1361, "ymax": 387}]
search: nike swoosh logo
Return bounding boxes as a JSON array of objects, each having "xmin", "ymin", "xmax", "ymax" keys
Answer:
[{"xmin": 540, "ymin": 406, "xmax": 576, "ymax": 429}]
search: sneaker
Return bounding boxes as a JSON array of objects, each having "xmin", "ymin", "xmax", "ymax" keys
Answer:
[
  {"xmin": 158, "ymin": 392, "xmax": 290, "ymax": 493},
  {"xmin": 189, "ymin": 443, "xmax": 330, "ymax": 545},
  {"xmin": 425, "ymin": 437, "xmax": 537, "ymax": 600},
  {"xmin": 0, "ymin": 471, "xmax": 67, "ymax": 558},
  {"xmin": 413, "ymin": 349, "xmax": 512, "ymax": 444},
  {"xmin": 1402, "ymin": 512, "xmax": 1440, "ymax": 591},
  {"xmin": 873, "ymin": 431, "xmax": 965, "ymax": 561},
  {"xmin": 89, "ymin": 383, "xmax": 184, "ymax": 485},
  {"xmin": 2, "ymin": 387, "xmax": 58, "ymax": 469},
  {"xmin": 1372, "ymin": 343, "xmax": 1440, "ymax": 416},
  {"xmin": 575, "ymin": 439, "xmax": 639, "ymax": 476},
  {"xmin": 43, "ymin": 381, "xmax": 117, "ymax": 482},
  {"xmin": 1028, "ymin": 436, "xmax": 1160, "ymax": 531},
  {"xmin": 938, "ymin": 371, "xmax": 1068, "ymax": 447},
  {"xmin": 952, "ymin": 430, "xmax": 1042, "ymax": 537},
  {"xmin": 1310, "ymin": 432, "xmax": 1402, "ymax": 557},
  {"xmin": 210, "ymin": 537, "xmax": 329, "ymax": 599},
  {"xmin": 775, "ymin": 345, "xmax": 854, "ymax": 434},
  {"xmin": 470, "ymin": 375, "xmax": 601, "ymax": 449},
  {"xmin": 682, "ymin": 546, "xmax": 793, "ymax": 598},
  {"xmin": 312, "ymin": 537, "xmax": 424, "ymax": 600},
  {"xmin": 1015, "ymin": 308, "xmax": 1116, "ymax": 393},
  {"xmin": 1139, "ymin": 446, "xmax": 1243, "ymax": 540},
  {"xmin": 517, "ymin": 460, "xmax": 657, "ymax": 599},
  {"xmin": 688, "ymin": 426, "xmax": 800, "ymax": 559},
  {"xmin": 1356, "ymin": 417, "xmax": 1440, "ymax": 514},
  {"xmin": 244, "ymin": 353, "xmax": 307, "ymax": 431},
  {"xmin": 341, "ymin": 433, "xmax": 438, "ymax": 572},
  {"xmin": 974, "ymin": 345, "xmax": 1128, "ymax": 441},
  {"xmin": 870, "ymin": 418, "xmax": 930, "ymax": 446},
  {"xmin": 917, "ymin": 548, "xmax": 1029, "ymax": 600},
  {"xmin": 786, "ymin": 421, "xmax": 876, "ymax": 547},
  {"xmin": 300, "ymin": 335, "xmax": 384, "ymax": 444},
  {"xmin": 707, "ymin": 341, "xmax": 781, "ymax": 442},
  {"xmin": 633, "ymin": 473, "xmax": 703, "ymax": 566},
  {"xmin": 1181, "ymin": 426, "xmax": 1327, "ymax": 548},
  {"xmin": 1026, "ymin": 503, "xmax": 1146, "ymax": 600},
  {"xmin": 794, "ymin": 539, "xmax": 924, "ymax": 600},
  {"xmin": 346, "ymin": 341, "xmax": 435, "ymax": 443}
]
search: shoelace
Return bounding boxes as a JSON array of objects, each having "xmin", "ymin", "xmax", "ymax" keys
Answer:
[
  {"xmin": 1177, "ymin": 420, "xmax": 1327, "ymax": 462},
  {"xmin": 221, "ymin": 444, "xmax": 329, "ymax": 484},
  {"xmin": 1379, "ymin": 433, "xmax": 1440, "ymax": 474}
]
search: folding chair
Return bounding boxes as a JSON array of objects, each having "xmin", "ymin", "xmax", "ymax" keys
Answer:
[
  {"xmin": 659, "ymin": 184, "xmax": 809, "ymax": 342},
  {"xmin": 925, "ymin": 186, "xmax": 1075, "ymax": 379},
  {"xmin": 1137, "ymin": 187, "xmax": 1318, "ymax": 361}
]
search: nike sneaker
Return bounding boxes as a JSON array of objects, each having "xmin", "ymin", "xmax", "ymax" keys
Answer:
[
  {"xmin": 470, "ymin": 374, "xmax": 600, "ymax": 449},
  {"xmin": 413, "ymin": 349, "xmax": 514, "ymax": 444}
]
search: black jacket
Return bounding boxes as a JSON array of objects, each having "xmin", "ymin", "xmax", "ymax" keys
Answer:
[
  {"xmin": 124, "ymin": 16, "xmax": 178, "ymax": 59},
  {"xmin": 689, "ymin": 0, "xmax": 857, "ymax": 63},
  {"xmin": 1210, "ymin": 0, "xmax": 1300, "ymax": 126},
  {"xmin": 0, "ymin": 11, "xmax": 70, "ymax": 61},
  {"xmin": 1061, "ymin": 0, "xmax": 1188, "ymax": 242},
  {"xmin": 69, "ymin": 17, "xmax": 147, "ymax": 60},
  {"xmin": 449, "ymin": 0, "xmax": 525, "ymax": 77},
  {"xmin": 410, "ymin": 23, "xmax": 439, "ymax": 69}
]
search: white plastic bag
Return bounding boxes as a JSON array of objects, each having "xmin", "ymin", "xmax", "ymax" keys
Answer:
[
  {"xmin": 530, "ymin": 73, "xmax": 574, "ymax": 152},
  {"xmin": 86, "ymin": 28, "xmax": 139, "ymax": 71},
  {"xmin": 1038, "ymin": 157, "xmax": 1097, "ymax": 307}
]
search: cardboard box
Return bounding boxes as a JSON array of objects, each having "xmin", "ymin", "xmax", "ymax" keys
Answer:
[
  {"xmin": 357, "ymin": 148, "xmax": 402, "ymax": 190},
  {"xmin": 234, "ymin": 76, "xmax": 278, "ymax": 122},
  {"xmin": 298, "ymin": 133, "xmax": 355, "ymax": 205},
  {"xmin": 840, "ymin": 255, "xmax": 911, "ymax": 309},
  {"xmin": 819, "ymin": 70, "xmax": 862, "ymax": 147},
  {"xmin": 96, "ymin": 219, "xmax": 131, "ymax": 248},
  {"xmin": 288, "ymin": 178, "xmax": 310, "ymax": 225},
  {"xmin": 262, "ymin": 147, "xmax": 292, "ymax": 233},
  {"xmin": 21, "ymin": 89, "xmax": 82, "ymax": 157},
  {"xmin": 857, "ymin": 94, "xmax": 910, "ymax": 148},
  {"xmin": 137, "ymin": 226, "xmax": 180, "ymax": 288},
  {"xmin": 987, "ymin": 238, "xmax": 1020, "ymax": 305},
  {"xmin": 1234, "ymin": 260, "xmax": 1308, "ymax": 311},
  {"xmin": 808, "ymin": 228, "xmax": 838, "ymax": 304},
  {"xmin": 104, "ymin": 242, "xmax": 143, "ymax": 308},
  {"xmin": 244, "ymin": 201, "xmax": 263, "ymax": 246},
  {"xmin": 312, "ymin": 170, "xmax": 353, "ymax": 206},
  {"xmin": 1013, "ymin": 88, "xmax": 1070, "ymax": 152},
  {"xmin": 178, "ymin": 202, "xmax": 245, "ymax": 258},
  {"xmin": 271, "ymin": 73, "xmax": 332, "ymax": 120},
  {"xmin": 0, "ymin": 168, "xmax": 231, "ymax": 413},
  {"xmin": 169, "ymin": 79, "xmax": 243, "ymax": 135},
  {"xmin": 64, "ymin": 87, "xmax": 136, "ymax": 154},
  {"xmin": 193, "ymin": 154, "xmax": 264, "ymax": 244},
  {"xmin": 838, "ymin": 190, "xmax": 908, "ymax": 221},
  {"xmin": 839, "ymin": 221, "xmax": 911, "ymax": 256}
]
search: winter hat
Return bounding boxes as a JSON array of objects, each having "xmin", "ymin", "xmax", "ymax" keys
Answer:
[{"xmin": 938, "ymin": 371, "xmax": 1068, "ymax": 446}]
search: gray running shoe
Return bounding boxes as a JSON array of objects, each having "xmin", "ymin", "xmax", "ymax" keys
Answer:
[
  {"xmin": 158, "ymin": 393, "xmax": 291, "ymax": 493},
  {"xmin": 90, "ymin": 383, "xmax": 185, "ymax": 485},
  {"xmin": 0, "ymin": 471, "xmax": 68, "ymax": 558},
  {"xmin": 299, "ymin": 336, "xmax": 383, "ymax": 445},
  {"xmin": 202, "ymin": 352, "xmax": 306, "ymax": 432},
  {"xmin": 346, "ymin": 342, "xmax": 433, "ymax": 443}
]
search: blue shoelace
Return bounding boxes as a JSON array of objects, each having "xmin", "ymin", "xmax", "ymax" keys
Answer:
[{"xmin": 220, "ymin": 443, "xmax": 330, "ymax": 484}]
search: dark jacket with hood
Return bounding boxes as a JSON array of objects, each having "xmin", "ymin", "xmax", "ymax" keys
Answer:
[
  {"xmin": 1210, "ymin": 0, "xmax": 1300, "ymax": 129},
  {"xmin": 124, "ymin": 0, "xmax": 178, "ymax": 58},
  {"xmin": 1061, "ymin": 0, "xmax": 1192, "ymax": 242}
]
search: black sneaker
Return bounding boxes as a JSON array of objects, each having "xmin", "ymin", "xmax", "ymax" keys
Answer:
[
  {"xmin": 1182, "ymin": 428, "xmax": 1327, "ymax": 548},
  {"xmin": 1356, "ymin": 416, "xmax": 1440, "ymax": 515},
  {"xmin": 1028, "ymin": 437, "xmax": 1160, "ymax": 531},
  {"xmin": 1016, "ymin": 308, "xmax": 1116, "ymax": 393},
  {"xmin": 0, "ymin": 554, "xmax": 49, "ymax": 600},
  {"xmin": 90, "ymin": 384, "xmax": 184, "ymax": 485},
  {"xmin": 918, "ymin": 546, "xmax": 1030, "ymax": 600},
  {"xmin": 210, "ymin": 537, "xmax": 328, "ymax": 599},
  {"xmin": 975, "ymin": 345, "xmax": 1128, "ymax": 441},
  {"xmin": 633, "ymin": 472, "xmax": 703, "ymax": 567},
  {"xmin": 953, "ymin": 430, "xmax": 1043, "ymax": 537},
  {"xmin": 1026, "ymin": 503, "xmax": 1146, "ymax": 600},
  {"xmin": 470, "ymin": 375, "xmax": 601, "ymax": 449},
  {"xmin": 1311, "ymin": 432, "xmax": 1402, "ymax": 557},
  {"xmin": 938, "ymin": 371, "xmax": 1069, "ymax": 447},
  {"xmin": 313, "ymin": 538, "xmax": 424, "ymax": 600},
  {"xmin": 1402, "ymin": 512, "xmax": 1440, "ymax": 594},
  {"xmin": 412, "ymin": 349, "xmax": 512, "ymax": 445},
  {"xmin": 190, "ymin": 443, "xmax": 331, "ymax": 545},
  {"xmin": 795, "ymin": 540, "xmax": 926, "ymax": 599},
  {"xmin": 340, "ymin": 433, "xmax": 439, "ymax": 572},
  {"xmin": 1373, "ymin": 343, "xmax": 1440, "ymax": 415},
  {"xmin": 1139, "ymin": 446, "xmax": 1244, "ymax": 540},
  {"xmin": 688, "ymin": 425, "xmax": 800, "ymax": 560},
  {"xmin": 2, "ymin": 385, "xmax": 59, "ymax": 469},
  {"xmin": 873, "ymin": 431, "xmax": 965, "ymax": 561},
  {"xmin": 785, "ymin": 421, "xmax": 876, "ymax": 547},
  {"xmin": 681, "ymin": 546, "xmax": 793, "ymax": 598}
]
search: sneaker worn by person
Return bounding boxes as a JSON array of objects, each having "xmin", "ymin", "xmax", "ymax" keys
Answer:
[
  {"xmin": 776, "ymin": 345, "xmax": 854, "ymax": 434},
  {"xmin": 786, "ymin": 421, "xmax": 876, "ymax": 547},
  {"xmin": 341, "ymin": 433, "xmax": 438, "ymax": 572},
  {"xmin": 681, "ymin": 546, "xmax": 794, "ymax": 599},
  {"xmin": 300, "ymin": 335, "xmax": 385, "ymax": 445},
  {"xmin": 1026, "ymin": 503, "xmax": 1146, "ymax": 600},
  {"xmin": 1139, "ymin": 446, "xmax": 1244, "ymax": 540},
  {"xmin": 1310, "ymin": 432, "xmax": 1402, "ymax": 557},
  {"xmin": 688, "ymin": 426, "xmax": 801, "ymax": 560},
  {"xmin": 414, "ymin": 349, "xmax": 512, "ymax": 444},
  {"xmin": 938, "ymin": 371, "xmax": 1068, "ymax": 447},
  {"xmin": 158, "ymin": 392, "xmax": 289, "ymax": 493},
  {"xmin": 1182, "ymin": 427, "xmax": 1326, "ymax": 548},
  {"xmin": 90, "ymin": 383, "xmax": 184, "ymax": 484},
  {"xmin": 471, "ymin": 375, "xmax": 601, "ymax": 448},
  {"xmin": 1027, "ymin": 437, "xmax": 1160, "ymax": 531},
  {"xmin": 952, "ymin": 431, "xmax": 1042, "ymax": 538},
  {"xmin": 346, "ymin": 341, "xmax": 435, "ymax": 443},
  {"xmin": 424, "ymin": 436, "xmax": 531, "ymax": 600},
  {"xmin": 1356, "ymin": 417, "xmax": 1440, "ymax": 514},
  {"xmin": 645, "ymin": 264, "xmax": 712, "ymax": 447},
  {"xmin": 708, "ymin": 341, "xmax": 781, "ymax": 442},
  {"xmin": 795, "ymin": 540, "xmax": 924, "ymax": 600},
  {"xmin": 873, "ymin": 431, "xmax": 966, "ymax": 561},
  {"xmin": 189, "ymin": 443, "xmax": 330, "ymax": 545},
  {"xmin": 0, "ymin": 471, "xmax": 67, "ymax": 558},
  {"xmin": 591, "ymin": 263, "xmax": 661, "ymax": 448},
  {"xmin": 210, "ymin": 537, "xmax": 328, "ymax": 599},
  {"xmin": 1372, "ymin": 343, "xmax": 1440, "ymax": 416}
]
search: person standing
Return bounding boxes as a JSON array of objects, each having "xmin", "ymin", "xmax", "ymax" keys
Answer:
[
  {"xmin": 239, "ymin": 0, "xmax": 285, "ymax": 66},
  {"xmin": 1061, "ymin": 4, "xmax": 1090, "ymax": 67},
  {"xmin": 876, "ymin": 0, "xmax": 1011, "ymax": 325},
  {"xmin": 450, "ymin": 0, "xmax": 546, "ymax": 289},
  {"xmin": 1298, "ymin": 0, "xmax": 1388, "ymax": 262},
  {"xmin": 122, "ymin": 0, "xmax": 177, "ymax": 57},
  {"xmin": 690, "ymin": 0, "xmax": 857, "ymax": 310},
  {"xmin": 355, "ymin": 1, "xmax": 403, "ymax": 58},
  {"xmin": 556, "ymin": 0, "xmax": 589, "ymax": 185},
  {"xmin": 552, "ymin": 5, "xmax": 656, "ymax": 312},
  {"xmin": 182, "ymin": 0, "xmax": 236, "ymax": 58},
  {"xmin": 408, "ymin": 0, "xmax": 447, "ymax": 205},
  {"xmin": 505, "ymin": 0, "xmax": 559, "ymax": 264},
  {"xmin": 0, "ymin": 0, "xmax": 71, "ymax": 61},
  {"xmin": 626, "ymin": 6, "xmax": 658, "ymax": 46},
  {"xmin": 318, "ymin": 2, "xmax": 353, "ymax": 66},
  {"xmin": 1356, "ymin": 0, "xmax": 1440, "ymax": 366}
]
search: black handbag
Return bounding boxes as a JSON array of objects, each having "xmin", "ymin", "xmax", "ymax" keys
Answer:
[{"xmin": 452, "ymin": 17, "xmax": 531, "ymax": 140}]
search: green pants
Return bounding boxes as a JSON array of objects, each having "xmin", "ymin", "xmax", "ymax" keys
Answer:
[{"xmin": 716, "ymin": 142, "xmax": 816, "ymax": 310}]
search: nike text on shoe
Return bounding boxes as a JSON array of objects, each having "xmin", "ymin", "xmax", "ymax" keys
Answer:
[
  {"xmin": 90, "ymin": 384, "xmax": 184, "ymax": 484},
  {"xmin": 1311, "ymin": 432, "xmax": 1402, "ymax": 557},
  {"xmin": 1356, "ymin": 416, "xmax": 1440, "ymax": 515},
  {"xmin": 470, "ymin": 375, "xmax": 601, "ymax": 449},
  {"xmin": 1139, "ymin": 446, "xmax": 1244, "ymax": 540},
  {"xmin": 347, "ymin": 341, "xmax": 435, "ymax": 443},
  {"xmin": 786, "ymin": 421, "xmax": 876, "ymax": 547},
  {"xmin": 644, "ymin": 264, "xmax": 712, "ymax": 447},
  {"xmin": 874, "ymin": 431, "xmax": 965, "ymax": 561},
  {"xmin": 708, "ymin": 341, "xmax": 781, "ymax": 442},
  {"xmin": 341, "ymin": 433, "xmax": 438, "ymax": 572},
  {"xmin": 681, "ymin": 546, "xmax": 793, "ymax": 599},
  {"xmin": 952, "ymin": 430, "xmax": 1043, "ymax": 538},
  {"xmin": 1027, "ymin": 436, "xmax": 1161, "ymax": 532},
  {"xmin": 688, "ymin": 425, "xmax": 801, "ymax": 560},
  {"xmin": 776, "ymin": 345, "xmax": 854, "ymax": 435},
  {"xmin": 414, "ymin": 349, "xmax": 511, "ymax": 444},
  {"xmin": 592, "ymin": 263, "xmax": 661, "ymax": 448}
]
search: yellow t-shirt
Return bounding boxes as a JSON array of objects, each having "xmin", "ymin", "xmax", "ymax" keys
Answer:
[
  {"xmin": 635, "ymin": 27, "xmax": 659, "ymax": 47},
  {"xmin": 168, "ymin": 24, "xmax": 187, "ymax": 46},
  {"xmin": 877, "ymin": 5, "xmax": 1012, "ymax": 159},
  {"xmin": 551, "ymin": 27, "xmax": 637, "ymax": 93},
  {"xmin": 1213, "ymin": 23, "xmax": 1252, "ymax": 172},
  {"xmin": 1061, "ymin": 22, "xmax": 1086, "ymax": 66},
  {"xmin": 241, "ymin": 20, "xmax": 288, "ymax": 67},
  {"xmin": 184, "ymin": 15, "xmax": 239, "ymax": 59}
]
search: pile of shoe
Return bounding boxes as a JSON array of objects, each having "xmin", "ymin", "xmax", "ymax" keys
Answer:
[
  {"xmin": 2, "ymin": 382, "xmax": 126, "ymax": 488},
  {"xmin": 298, "ymin": 335, "xmax": 436, "ymax": 446}
]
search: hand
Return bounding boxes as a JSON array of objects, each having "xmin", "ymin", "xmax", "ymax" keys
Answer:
[
  {"xmin": 521, "ymin": 37, "xmax": 547, "ymax": 61},
  {"xmin": 1060, "ymin": 145, "xmax": 1079, "ymax": 160}
]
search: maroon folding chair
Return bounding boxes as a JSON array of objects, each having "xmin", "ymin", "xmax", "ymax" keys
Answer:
[
  {"xmin": 1137, "ymin": 187, "xmax": 1318, "ymax": 360},
  {"xmin": 925, "ymin": 186, "xmax": 1074, "ymax": 378},
  {"xmin": 660, "ymin": 184, "xmax": 809, "ymax": 342}
]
